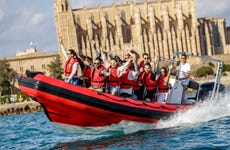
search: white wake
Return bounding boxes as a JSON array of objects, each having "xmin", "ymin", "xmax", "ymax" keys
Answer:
[{"xmin": 156, "ymin": 91, "xmax": 230, "ymax": 129}]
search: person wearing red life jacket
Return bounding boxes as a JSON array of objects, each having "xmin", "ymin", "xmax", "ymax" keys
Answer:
[
  {"xmin": 139, "ymin": 53, "xmax": 151, "ymax": 73},
  {"xmin": 63, "ymin": 49, "xmax": 81, "ymax": 85},
  {"xmin": 117, "ymin": 53, "xmax": 139, "ymax": 98},
  {"xmin": 83, "ymin": 56, "xmax": 92, "ymax": 88},
  {"xmin": 60, "ymin": 39, "xmax": 82, "ymax": 85},
  {"xmin": 133, "ymin": 74, "xmax": 143, "ymax": 100},
  {"xmin": 156, "ymin": 65, "xmax": 172, "ymax": 102},
  {"xmin": 105, "ymin": 58, "xmax": 121, "ymax": 95},
  {"xmin": 89, "ymin": 57, "xmax": 106, "ymax": 92},
  {"xmin": 141, "ymin": 63, "xmax": 157, "ymax": 102}
]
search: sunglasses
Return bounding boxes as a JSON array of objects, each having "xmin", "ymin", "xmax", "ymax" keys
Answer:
[
  {"xmin": 94, "ymin": 62, "xmax": 100, "ymax": 65},
  {"xmin": 67, "ymin": 53, "xmax": 71, "ymax": 55},
  {"xmin": 144, "ymin": 57, "xmax": 149, "ymax": 60}
]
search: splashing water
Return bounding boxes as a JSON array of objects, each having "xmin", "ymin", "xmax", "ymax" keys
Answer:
[{"xmin": 156, "ymin": 91, "xmax": 230, "ymax": 129}]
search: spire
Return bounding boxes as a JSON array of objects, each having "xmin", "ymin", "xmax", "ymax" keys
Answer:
[{"xmin": 82, "ymin": 0, "xmax": 86, "ymax": 8}]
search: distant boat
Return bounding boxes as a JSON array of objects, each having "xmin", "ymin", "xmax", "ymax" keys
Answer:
[{"xmin": 18, "ymin": 52, "xmax": 225, "ymax": 132}]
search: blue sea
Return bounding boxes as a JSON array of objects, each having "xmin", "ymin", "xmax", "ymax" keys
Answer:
[{"xmin": 1, "ymin": 90, "xmax": 230, "ymax": 150}]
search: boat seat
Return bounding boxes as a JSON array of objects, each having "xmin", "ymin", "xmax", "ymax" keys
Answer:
[
  {"xmin": 188, "ymin": 80, "xmax": 199, "ymax": 90},
  {"xmin": 26, "ymin": 70, "xmax": 43, "ymax": 78},
  {"xmin": 183, "ymin": 99, "xmax": 196, "ymax": 105}
]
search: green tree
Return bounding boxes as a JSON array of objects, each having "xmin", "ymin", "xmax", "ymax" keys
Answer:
[
  {"xmin": 193, "ymin": 66, "xmax": 214, "ymax": 78},
  {"xmin": 47, "ymin": 55, "xmax": 64, "ymax": 79},
  {"xmin": 0, "ymin": 59, "xmax": 16, "ymax": 96}
]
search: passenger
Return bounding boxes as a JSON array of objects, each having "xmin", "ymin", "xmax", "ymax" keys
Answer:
[
  {"xmin": 118, "ymin": 55, "xmax": 139, "ymax": 98},
  {"xmin": 83, "ymin": 56, "xmax": 92, "ymax": 88},
  {"xmin": 61, "ymin": 47, "xmax": 81, "ymax": 85},
  {"xmin": 177, "ymin": 54, "xmax": 191, "ymax": 86},
  {"xmin": 114, "ymin": 55, "xmax": 122, "ymax": 66},
  {"xmin": 60, "ymin": 38, "xmax": 84, "ymax": 85},
  {"xmin": 105, "ymin": 58, "xmax": 121, "ymax": 95},
  {"xmin": 89, "ymin": 57, "xmax": 106, "ymax": 92},
  {"xmin": 141, "ymin": 63, "xmax": 157, "ymax": 102},
  {"xmin": 156, "ymin": 65, "xmax": 172, "ymax": 102},
  {"xmin": 123, "ymin": 53, "xmax": 131, "ymax": 62},
  {"xmin": 133, "ymin": 75, "xmax": 143, "ymax": 100},
  {"xmin": 139, "ymin": 53, "xmax": 151, "ymax": 73}
]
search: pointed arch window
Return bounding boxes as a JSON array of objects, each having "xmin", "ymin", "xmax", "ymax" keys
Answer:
[
  {"xmin": 91, "ymin": 15, "xmax": 97, "ymax": 29},
  {"xmin": 77, "ymin": 15, "xmax": 81, "ymax": 26},
  {"xmin": 121, "ymin": 10, "xmax": 126, "ymax": 25}
]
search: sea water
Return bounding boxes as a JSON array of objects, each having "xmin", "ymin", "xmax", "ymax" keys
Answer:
[{"xmin": 1, "ymin": 90, "xmax": 230, "ymax": 150}]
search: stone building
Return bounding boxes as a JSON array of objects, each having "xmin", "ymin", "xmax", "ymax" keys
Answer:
[
  {"xmin": 2, "ymin": 44, "xmax": 58, "ymax": 76},
  {"xmin": 54, "ymin": 0, "xmax": 230, "ymax": 60}
]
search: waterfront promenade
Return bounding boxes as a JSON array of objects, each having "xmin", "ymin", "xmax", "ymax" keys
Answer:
[{"xmin": 0, "ymin": 101, "xmax": 42, "ymax": 116}]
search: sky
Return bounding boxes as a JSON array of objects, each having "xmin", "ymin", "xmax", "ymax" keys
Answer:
[{"xmin": 0, "ymin": 0, "xmax": 229, "ymax": 58}]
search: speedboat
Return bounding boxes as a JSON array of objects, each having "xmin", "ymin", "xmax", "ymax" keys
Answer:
[{"xmin": 18, "ymin": 52, "xmax": 224, "ymax": 129}]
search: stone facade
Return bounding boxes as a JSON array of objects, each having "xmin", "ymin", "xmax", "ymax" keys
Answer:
[
  {"xmin": 2, "ymin": 45, "xmax": 58, "ymax": 76},
  {"xmin": 198, "ymin": 17, "xmax": 230, "ymax": 55},
  {"xmin": 55, "ymin": 0, "xmax": 230, "ymax": 60}
]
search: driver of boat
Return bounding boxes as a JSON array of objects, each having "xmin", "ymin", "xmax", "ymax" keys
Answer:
[{"xmin": 176, "ymin": 54, "xmax": 191, "ymax": 86}]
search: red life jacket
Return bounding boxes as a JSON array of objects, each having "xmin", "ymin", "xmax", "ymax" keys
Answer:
[
  {"xmin": 139, "ymin": 60, "xmax": 145, "ymax": 69},
  {"xmin": 120, "ymin": 69, "xmax": 134, "ymax": 89},
  {"xmin": 83, "ymin": 65, "xmax": 91, "ymax": 84},
  {"xmin": 133, "ymin": 75, "xmax": 141, "ymax": 91},
  {"xmin": 141, "ymin": 72, "xmax": 156, "ymax": 90},
  {"xmin": 64, "ymin": 58, "xmax": 79, "ymax": 77},
  {"xmin": 90, "ymin": 66, "xmax": 105, "ymax": 87},
  {"xmin": 157, "ymin": 75, "xmax": 169, "ymax": 93},
  {"xmin": 108, "ymin": 66, "xmax": 121, "ymax": 86}
]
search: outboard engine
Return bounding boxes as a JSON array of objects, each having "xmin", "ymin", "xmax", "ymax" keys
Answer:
[{"xmin": 197, "ymin": 82, "xmax": 225, "ymax": 100}]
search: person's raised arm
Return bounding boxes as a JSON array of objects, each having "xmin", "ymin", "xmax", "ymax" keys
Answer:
[
  {"xmin": 117, "ymin": 60, "xmax": 131, "ymax": 78},
  {"xmin": 164, "ymin": 64, "xmax": 173, "ymax": 84},
  {"xmin": 60, "ymin": 38, "xmax": 68, "ymax": 60}
]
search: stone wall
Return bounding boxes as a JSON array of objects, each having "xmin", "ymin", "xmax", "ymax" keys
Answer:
[{"xmin": 0, "ymin": 101, "xmax": 42, "ymax": 117}]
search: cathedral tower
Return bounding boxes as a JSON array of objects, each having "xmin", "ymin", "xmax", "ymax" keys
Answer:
[{"xmin": 54, "ymin": 0, "xmax": 78, "ymax": 53}]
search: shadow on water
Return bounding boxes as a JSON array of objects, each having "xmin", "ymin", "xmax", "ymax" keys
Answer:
[{"xmin": 51, "ymin": 128, "xmax": 182, "ymax": 150}]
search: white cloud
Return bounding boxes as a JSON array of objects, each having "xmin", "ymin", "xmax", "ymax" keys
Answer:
[
  {"xmin": 32, "ymin": 13, "xmax": 45, "ymax": 25},
  {"xmin": 0, "ymin": 10, "xmax": 4, "ymax": 22},
  {"xmin": 197, "ymin": 0, "xmax": 230, "ymax": 25},
  {"xmin": 0, "ymin": 0, "xmax": 57, "ymax": 57}
]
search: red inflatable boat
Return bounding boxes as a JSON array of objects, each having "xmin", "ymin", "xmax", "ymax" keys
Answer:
[{"xmin": 18, "ymin": 52, "xmax": 224, "ymax": 128}]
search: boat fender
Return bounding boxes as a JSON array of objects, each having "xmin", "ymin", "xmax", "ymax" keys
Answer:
[
  {"xmin": 125, "ymin": 99, "xmax": 144, "ymax": 106},
  {"xmin": 143, "ymin": 102, "xmax": 161, "ymax": 108},
  {"xmin": 160, "ymin": 104, "xmax": 178, "ymax": 110}
]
